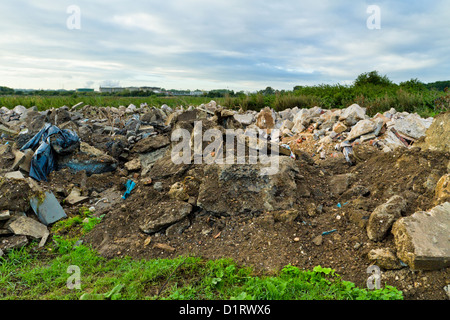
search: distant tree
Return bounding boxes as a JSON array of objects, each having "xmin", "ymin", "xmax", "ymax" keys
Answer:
[
  {"xmin": 399, "ymin": 78, "xmax": 427, "ymax": 92},
  {"xmin": 0, "ymin": 86, "xmax": 15, "ymax": 94},
  {"xmin": 260, "ymin": 86, "xmax": 275, "ymax": 95},
  {"xmin": 354, "ymin": 71, "xmax": 392, "ymax": 87},
  {"xmin": 426, "ymin": 80, "xmax": 450, "ymax": 91}
]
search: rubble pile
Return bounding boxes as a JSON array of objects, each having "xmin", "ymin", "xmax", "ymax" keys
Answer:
[{"xmin": 0, "ymin": 101, "xmax": 449, "ymax": 300}]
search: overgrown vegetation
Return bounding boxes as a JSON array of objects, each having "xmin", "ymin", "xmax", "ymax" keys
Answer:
[
  {"xmin": 0, "ymin": 206, "xmax": 403, "ymax": 300},
  {"xmin": 1, "ymin": 71, "xmax": 449, "ymax": 118}
]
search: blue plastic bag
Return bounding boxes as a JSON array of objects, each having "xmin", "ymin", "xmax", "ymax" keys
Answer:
[
  {"xmin": 122, "ymin": 180, "xmax": 136, "ymax": 199},
  {"xmin": 20, "ymin": 123, "xmax": 80, "ymax": 181}
]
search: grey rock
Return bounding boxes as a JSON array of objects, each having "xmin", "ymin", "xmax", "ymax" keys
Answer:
[
  {"xmin": 367, "ymin": 195, "xmax": 407, "ymax": 242},
  {"xmin": 7, "ymin": 216, "xmax": 48, "ymax": 239},
  {"xmin": 140, "ymin": 201, "xmax": 193, "ymax": 234},
  {"xmin": 392, "ymin": 202, "xmax": 450, "ymax": 271},
  {"xmin": 30, "ymin": 191, "xmax": 67, "ymax": 226}
]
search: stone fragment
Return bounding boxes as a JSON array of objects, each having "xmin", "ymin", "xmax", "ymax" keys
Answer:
[
  {"xmin": 139, "ymin": 201, "xmax": 193, "ymax": 234},
  {"xmin": 30, "ymin": 191, "xmax": 67, "ymax": 225},
  {"xmin": 333, "ymin": 121, "xmax": 348, "ymax": 134},
  {"xmin": 393, "ymin": 113, "xmax": 433, "ymax": 140},
  {"xmin": 7, "ymin": 216, "xmax": 48, "ymax": 239},
  {"xmin": 368, "ymin": 248, "xmax": 404, "ymax": 270},
  {"xmin": 64, "ymin": 188, "xmax": 89, "ymax": 206},
  {"xmin": 0, "ymin": 235, "xmax": 28, "ymax": 252},
  {"xmin": 339, "ymin": 104, "xmax": 366, "ymax": 126},
  {"xmin": 434, "ymin": 174, "xmax": 450, "ymax": 205},
  {"xmin": 346, "ymin": 119, "xmax": 377, "ymax": 141},
  {"xmin": 367, "ymin": 195, "xmax": 407, "ymax": 242},
  {"xmin": 124, "ymin": 158, "xmax": 141, "ymax": 172},
  {"xmin": 392, "ymin": 202, "xmax": 450, "ymax": 271}
]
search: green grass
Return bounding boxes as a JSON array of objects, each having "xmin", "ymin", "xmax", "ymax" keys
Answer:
[{"xmin": 0, "ymin": 233, "xmax": 403, "ymax": 300}]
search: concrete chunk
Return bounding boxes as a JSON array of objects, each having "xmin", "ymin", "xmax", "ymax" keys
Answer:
[
  {"xmin": 392, "ymin": 202, "xmax": 450, "ymax": 271},
  {"xmin": 7, "ymin": 216, "xmax": 48, "ymax": 239},
  {"xmin": 30, "ymin": 191, "xmax": 67, "ymax": 225}
]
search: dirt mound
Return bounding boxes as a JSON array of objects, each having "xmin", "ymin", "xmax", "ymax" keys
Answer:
[
  {"xmin": 2, "ymin": 102, "xmax": 449, "ymax": 300},
  {"xmin": 82, "ymin": 143, "xmax": 450, "ymax": 300}
]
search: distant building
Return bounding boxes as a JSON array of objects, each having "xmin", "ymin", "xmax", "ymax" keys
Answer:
[
  {"xmin": 76, "ymin": 88, "xmax": 95, "ymax": 92},
  {"xmin": 99, "ymin": 87, "xmax": 125, "ymax": 93}
]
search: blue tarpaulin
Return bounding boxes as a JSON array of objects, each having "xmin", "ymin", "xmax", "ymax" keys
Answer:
[{"xmin": 20, "ymin": 123, "xmax": 80, "ymax": 181}]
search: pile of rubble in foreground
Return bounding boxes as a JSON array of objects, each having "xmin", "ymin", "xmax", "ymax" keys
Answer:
[{"xmin": 0, "ymin": 102, "xmax": 449, "ymax": 279}]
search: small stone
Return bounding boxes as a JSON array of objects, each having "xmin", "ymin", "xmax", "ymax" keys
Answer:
[{"xmin": 312, "ymin": 234, "xmax": 323, "ymax": 246}]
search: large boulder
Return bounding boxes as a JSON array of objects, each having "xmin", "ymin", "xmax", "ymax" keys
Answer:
[{"xmin": 392, "ymin": 202, "xmax": 450, "ymax": 271}]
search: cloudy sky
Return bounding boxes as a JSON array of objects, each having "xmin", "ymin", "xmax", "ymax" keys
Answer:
[{"xmin": 0, "ymin": 0, "xmax": 449, "ymax": 91}]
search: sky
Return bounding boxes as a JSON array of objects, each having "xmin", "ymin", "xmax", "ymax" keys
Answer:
[{"xmin": 0, "ymin": 0, "xmax": 449, "ymax": 92}]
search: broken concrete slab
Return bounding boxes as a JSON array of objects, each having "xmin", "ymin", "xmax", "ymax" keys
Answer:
[
  {"xmin": 11, "ymin": 149, "xmax": 25, "ymax": 171},
  {"xmin": 0, "ymin": 210, "xmax": 11, "ymax": 221},
  {"xmin": 346, "ymin": 119, "xmax": 377, "ymax": 141},
  {"xmin": 0, "ymin": 124, "xmax": 19, "ymax": 136},
  {"xmin": 197, "ymin": 156, "xmax": 304, "ymax": 216},
  {"xmin": 30, "ymin": 191, "xmax": 67, "ymax": 226},
  {"xmin": 339, "ymin": 104, "xmax": 366, "ymax": 126},
  {"xmin": 393, "ymin": 113, "xmax": 433, "ymax": 140},
  {"xmin": 64, "ymin": 188, "xmax": 89, "ymax": 206},
  {"xmin": 19, "ymin": 148, "xmax": 34, "ymax": 173},
  {"xmin": 6, "ymin": 216, "xmax": 48, "ymax": 239},
  {"xmin": 132, "ymin": 135, "xmax": 170, "ymax": 154},
  {"xmin": 139, "ymin": 200, "xmax": 193, "ymax": 234},
  {"xmin": 367, "ymin": 195, "xmax": 407, "ymax": 242},
  {"xmin": 0, "ymin": 235, "xmax": 28, "ymax": 252},
  {"xmin": 368, "ymin": 248, "xmax": 404, "ymax": 270},
  {"xmin": 4, "ymin": 171, "xmax": 25, "ymax": 180},
  {"xmin": 392, "ymin": 202, "xmax": 450, "ymax": 271}
]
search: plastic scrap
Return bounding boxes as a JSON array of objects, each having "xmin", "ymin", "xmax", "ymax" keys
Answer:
[
  {"xmin": 20, "ymin": 123, "xmax": 80, "ymax": 181},
  {"xmin": 337, "ymin": 202, "xmax": 348, "ymax": 208},
  {"xmin": 280, "ymin": 143, "xmax": 296, "ymax": 159},
  {"xmin": 122, "ymin": 180, "xmax": 136, "ymax": 199},
  {"xmin": 322, "ymin": 229, "xmax": 337, "ymax": 236}
]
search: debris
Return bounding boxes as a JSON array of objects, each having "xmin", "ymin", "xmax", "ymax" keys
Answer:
[
  {"xmin": 392, "ymin": 202, "xmax": 450, "ymax": 271},
  {"xmin": 322, "ymin": 229, "xmax": 337, "ymax": 236},
  {"xmin": 64, "ymin": 188, "xmax": 89, "ymax": 205},
  {"xmin": 312, "ymin": 234, "xmax": 323, "ymax": 246},
  {"xmin": 6, "ymin": 216, "xmax": 48, "ymax": 240},
  {"xmin": 368, "ymin": 248, "xmax": 404, "ymax": 270},
  {"xmin": 20, "ymin": 123, "xmax": 80, "ymax": 181},
  {"xmin": 367, "ymin": 195, "xmax": 407, "ymax": 242},
  {"xmin": 121, "ymin": 180, "xmax": 136, "ymax": 199},
  {"xmin": 30, "ymin": 191, "xmax": 67, "ymax": 226},
  {"xmin": 4, "ymin": 171, "xmax": 25, "ymax": 180},
  {"xmin": 153, "ymin": 243, "xmax": 176, "ymax": 252}
]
